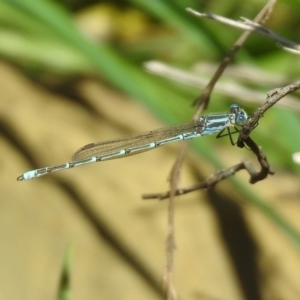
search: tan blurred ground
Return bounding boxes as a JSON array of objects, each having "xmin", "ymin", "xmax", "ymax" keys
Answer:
[{"xmin": 0, "ymin": 62, "xmax": 300, "ymax": 300}]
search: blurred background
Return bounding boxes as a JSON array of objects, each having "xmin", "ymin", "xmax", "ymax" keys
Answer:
[{"xmin": 0, "ymin": 0, "xmax": 300, "ymax": 299}]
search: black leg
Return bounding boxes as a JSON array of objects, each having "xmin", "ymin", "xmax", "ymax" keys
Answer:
[{"xmin": 216, "ymin": 127, "xmax": 240, "ymax": 145}]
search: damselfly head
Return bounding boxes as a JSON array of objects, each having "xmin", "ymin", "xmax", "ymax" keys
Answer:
[
  {"xmin": 229, "ymin": 104, "xmax": 248, "ymax": 126},
  {"xmin": 230, "ymin": 103, "xmax": 240, "ymax": 113}
]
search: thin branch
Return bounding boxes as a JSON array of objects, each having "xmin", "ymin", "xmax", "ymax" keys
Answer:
[
  {"xmin": 142, "ymin": 80, "xmax": 300, "ymax": 200},
  {"xmin": 186, "ymin": 9, "xmax": 300, "ymax": 54},
  {"xmin": 160, "ymin": 2, "xmax": 277, "ymax": 299},
  {"xmin": 187, "ymin": 0, "xmax": 276, "ymax": 109},
  {"xmin": 144, "ymin": 61, "xmax": 300, "ymax": 111},
  {"xmin": 143, "ymin": 163, "xmax": 245, "ymax": 200},
  {"xmin": 239, "ymin": 137, "xmax": 275, "ymax": 183},
  {"xmin": 142, "ymin": 149, "xmax": 274, "ymax": 201},
  {"xmin": 238, "ymin": 80, "xmax": 300, "ymax": 142},
  {"xmin": 163, "ymin": 144, "xmax": 189, "ymax": 300}
]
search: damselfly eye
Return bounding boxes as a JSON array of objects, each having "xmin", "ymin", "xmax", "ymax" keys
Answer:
[
  {"xmin": 235, "ymin": 113, "xmax": 248, "ymax": 125},
  {"xmin": 230, "ymin": 104, "xmax": 240, "ymax": 113}
]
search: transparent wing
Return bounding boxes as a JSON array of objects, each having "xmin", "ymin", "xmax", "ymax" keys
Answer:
[{"xmin": 72, "ymin": 120, "xmax": 202, "ymax": 161}]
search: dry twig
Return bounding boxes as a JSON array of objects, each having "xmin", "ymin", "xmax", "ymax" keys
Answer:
[
  {"xmin": 159, "ymin": 1, "xmax": 277, "ymax": 299},
  {"xmin": 186, "ymin": 1, "xmax": 276, "ymax": 109},
  {"xmin": 142, "ymin": 80, "xmax": 300, "ymax": 200},
  {"xmin": 187, "ymin": 9, "xmax": 300, "ymax": 55},
  {"xmin": 144, "ymin": 61, "xmax": 300, "ymax": 111}
]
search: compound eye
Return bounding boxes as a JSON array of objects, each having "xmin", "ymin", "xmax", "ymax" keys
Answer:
[
  {"xmin": 230, "ymin": 104, "xmax": 240, "ymax": 113},
  {"xmin": 236, "ymin": 113, "xmax": 247, "ymax": 125}
]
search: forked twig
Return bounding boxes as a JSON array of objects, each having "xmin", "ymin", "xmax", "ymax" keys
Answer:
[
  {"xmin": 187, "ymin": 9, "xmax": 300, "ymax": 54},
  {"xmin": 159, "ymin": 1, "xmax": 277, "ymax": 299},
  {"xmin": 238, "ymin": 81, "xmax": 300, "ymax": 141},
  {"xmin": 142, "ymin": 80, "xmax": 300, "ymax": 200},
  {"xmin": 186, "ymin": 0, "xmax": 276, "ymax": 109}
]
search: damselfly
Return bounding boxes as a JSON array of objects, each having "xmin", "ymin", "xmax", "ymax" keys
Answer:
[{"xmin": 17, "ymin": 104, "xmax": 248, "ymax": 181}]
